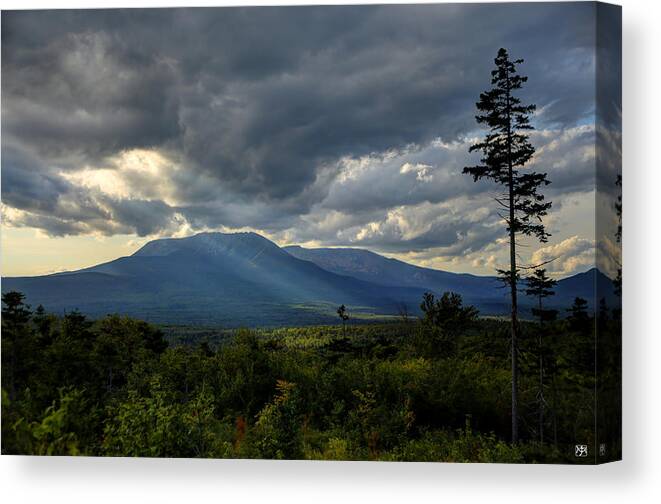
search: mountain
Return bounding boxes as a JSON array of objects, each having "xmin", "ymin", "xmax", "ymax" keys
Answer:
[
  {"xmin": 284, "ymin": 245, "xmax": 503, "ymax": 300},
  {"xmin": 552, "ymin": 267, "xmax": 619, "ymax": 311},
  {"xmin": 2, "ymin": 232, "xmax": 427, "ymax": 326},
  {"xmin": 2, "ymin": 232, "xmax": 618, "ymax": 326},
  {"xmin": 283, "ymin": 245, "xmax": 619, "ymax": 316}
]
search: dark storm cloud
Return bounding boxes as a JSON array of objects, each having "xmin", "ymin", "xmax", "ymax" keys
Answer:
[
  {"xmin": 1, "ymin": 21, "xmax": 181, "ymax": 165},
  {"xmin": 2, "ymin": 143, "xmax": 182, "ymax": 236},
  {"xmin": 88, "ymin": 198, "xmax": 179, "ymax": 237},
  {"xmin": 1, "ymin": 144, "xmax": 69, "ymax": 213},
  {"xmin": 596, "ymin": 2, "xmax": 622, "ymax": 131},
  {"xmin": 1, "ymin": 3, "xmax": 610, "ymax": 254}
]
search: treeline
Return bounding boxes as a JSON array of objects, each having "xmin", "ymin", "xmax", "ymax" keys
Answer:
[{"xmin": 1, "ymin": 290, "xmax": 620, "ymax": 462}]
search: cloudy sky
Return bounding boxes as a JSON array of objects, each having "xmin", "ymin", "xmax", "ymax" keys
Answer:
[{"xmin": 1, "ymin": 3, "xmax": 621, "ymax": 278}]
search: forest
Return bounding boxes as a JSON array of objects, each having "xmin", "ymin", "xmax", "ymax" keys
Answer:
[{"xmin": 1, "ymin": 288, "xmax": 620, "ymax": 463}]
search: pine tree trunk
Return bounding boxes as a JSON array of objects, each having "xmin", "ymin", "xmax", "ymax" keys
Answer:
[
  {"xmin": 10, "ymin": 320, "xmax": 18, "ymax": 401},
  {"xmin": 509, "ymin": 195, "xmax": 519, "ymax": 445},
  {"xmin": 506, "ymin": 73, "xmax": 519, "ymax": 445},
  {"xmin": 552, "ymin": 377, "xmax": 558, "ymax": 448},
  {"xmin": 10, "ymin": 341, "xmax": 17, "ymax": 401},
  {"xmin": 538, "ymin": 295, "xmax": 544, "ymax": 444}
]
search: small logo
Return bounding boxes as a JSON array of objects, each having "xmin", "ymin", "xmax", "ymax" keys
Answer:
[
  {"xmin": 575, "ymin": 444, "xmax": 589, "ymax": 457},
  {"xmin": 599, "ymin": 443, "xmax": 607, "ymax": 456}
]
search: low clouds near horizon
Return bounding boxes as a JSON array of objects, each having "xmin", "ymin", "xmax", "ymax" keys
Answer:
[{"xmin": 1, "ymin": 4, "xmax": 621, "ymax": 277}]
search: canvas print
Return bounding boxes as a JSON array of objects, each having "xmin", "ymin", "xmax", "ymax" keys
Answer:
[{"xmin": 1, "ymin": 2, "xmax": 621, "ymax": 463}]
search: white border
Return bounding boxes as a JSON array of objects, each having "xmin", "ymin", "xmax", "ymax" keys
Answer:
[{"xmin": 1, "ymin": 1, "xmax": 659, "ymax": 503}]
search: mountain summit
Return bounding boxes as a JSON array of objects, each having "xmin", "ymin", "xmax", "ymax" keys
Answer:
[{"xmin": 133, "ymin": 232, "xmax": 285, "ymax": 259}]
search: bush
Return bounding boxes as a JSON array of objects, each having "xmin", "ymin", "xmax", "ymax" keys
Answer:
[
  {"xmin": 253, "ymin": 380, "xmax": 303, "ymax": 459},
  {"xmin": 4, "ymin": 388, "xmax": 93, "ymax": 456}
]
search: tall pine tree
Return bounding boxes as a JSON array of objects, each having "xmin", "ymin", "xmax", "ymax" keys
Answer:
[{"xmin": 464, "ymin": 48, "xmax": 551, "ymax": 443}]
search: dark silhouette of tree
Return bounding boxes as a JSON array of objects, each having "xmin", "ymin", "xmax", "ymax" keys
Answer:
[
  {"xmin": 2, "ymin": 291, "xmax": 31, "ymax": 325},
  {"xmin": 420, "ymin": 292, "xmax": 478, "ymax": 338},
  {"xmin": 62, "ymin": 310, "xmax": 94, "ymax": 343},
  {"xmin": 566, "ymin": 297, "xmax": 594, "ymax": 377},
  {"xmin": 137, "ymin": 321, "xmax": 168, "ymax": 355},
  {"xmin": 337, "ymin": 304, "xmax": 349, "ymax": 337},
  {"xmin": 598, "ymin": 298, "xmax": 610, "ymax": 326},
  {"xmin": 397, "ymin": 302, "xmax": 410, "ymax": 324},
  {"xmin": 2, "ymin": 291, "xmax": 33, "ymax": 400},
  {"xmin": 525, "ymin": 269, "xmax": 558, "ymax": 324},
  {"xmin": 420, "ymin": 292, "xmax": 478, "ymax": 357},
  {"xmin": 524, "ymin": 268, "xmax": 557, "ymax": 443},
  {"xmin": 614, "ymin": 174, "xmax": 622, "ymax": 297},
  {"xmin": 567, "ymin": 297, "xmax": 590, "ymax": 333},
  {"xmin": 33, "ymin": 304, "xmax": 55, "ymax": 345},
  {"xmin": 53, "ymin": 310, "xmax": 96, "ymax": 388},
  {"xmin": 463, "ymin": 48, "xmax": 551, "ymax": 443},
  {"xmin": 615, "ymin": 175, "xmax": 622, "ymax": 242}
]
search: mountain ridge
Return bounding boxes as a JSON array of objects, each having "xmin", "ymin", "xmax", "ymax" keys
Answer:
[
  {"xmin": 282, "ymin": 244, "xmax": 616, "ymax": 312},
  {"xmin": 2, "ymin": 231, "xmax": 618, "ymax": 326}
]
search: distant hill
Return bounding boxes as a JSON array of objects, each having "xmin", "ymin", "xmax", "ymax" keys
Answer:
[
  {"xmin": 2, "ymin": 232, "xmax": 618, "ymax": 326},
  {"xmin": 284, "ymin": 245, "xmax": 619, "ymax": 316},
  {"xmin": 284, "ymin": 245, "xmax": 502, "ymax": 297}
]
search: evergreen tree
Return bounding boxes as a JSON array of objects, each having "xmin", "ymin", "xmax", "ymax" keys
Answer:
[
  {"xmin": 566, "ymin": 297, "xmax": 594, "ymax": 376},
  {"xmin": 598, "ymin": 298, "xmax": 610, "ymax": 326},
  {"xmin": 33, "ymin": 305, "xmax": 55, "ymax": 345},
  {"xmin": 525, "ymin": 269, "xmax": 558, "ymax": 324},
  {"xmin": 567, "ymin": 297, "xmax": 590, "ymax": 333},
  {"xmin": 1, "ymin": 291, "xmax": 34, "ymax": 400},
  {"xmin": 463, "ymin": 48, "xmax": 551, "ymax": 443},
  {"xmin": 2, "ymin": 291, "xmax": 32, "ymax": 326},
  {"xmin": 337, "ymin": 304, "xmax": 349, "ymax": 338},
  {"xmin": 420, "ymin": 292, "xmax": 479, "ymax": 357},
  {"xmin": 524, "ymin": 268, "xmax": 557, "ymax": 443},
  {"xmin": 420, "ymin": 292, "xmax": 479, "ymax": 338}
]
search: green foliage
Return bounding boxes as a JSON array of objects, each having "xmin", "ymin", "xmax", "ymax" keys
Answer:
[
  {"xmin": 103, "ymin": 378, "xmax": 184, "ymax": 457},
  {"xmin": 388, "ymin": 427, "xmax": 524, "ymax": 463},
  {"xmin": 567, "ymin": 297, "xmax": 591, "ymax": 334},
  {"xmin": 4, "ymin": 388, "xmax": 93, "ymax": 456},
  {"xmin": 213, "ymin": 329, "xmax": 276, "ymax": 417},
  {"xmin": 2, "ymin": 291, "xmax": 617, "ymax": 462},
  {"xmin": 420, "ymin": 292, "xmax": 479, "ymax": 333},
  {"xmin": 253, "ymin": 380, "xmax": 303, "ymax": 459},
  {"xmin": 418, "ymin": 292, "xmax": 479, "ymax": 357},
  {"xmin": 102, "ymin": 378, "xmax": 232, "ymax": 458}
]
